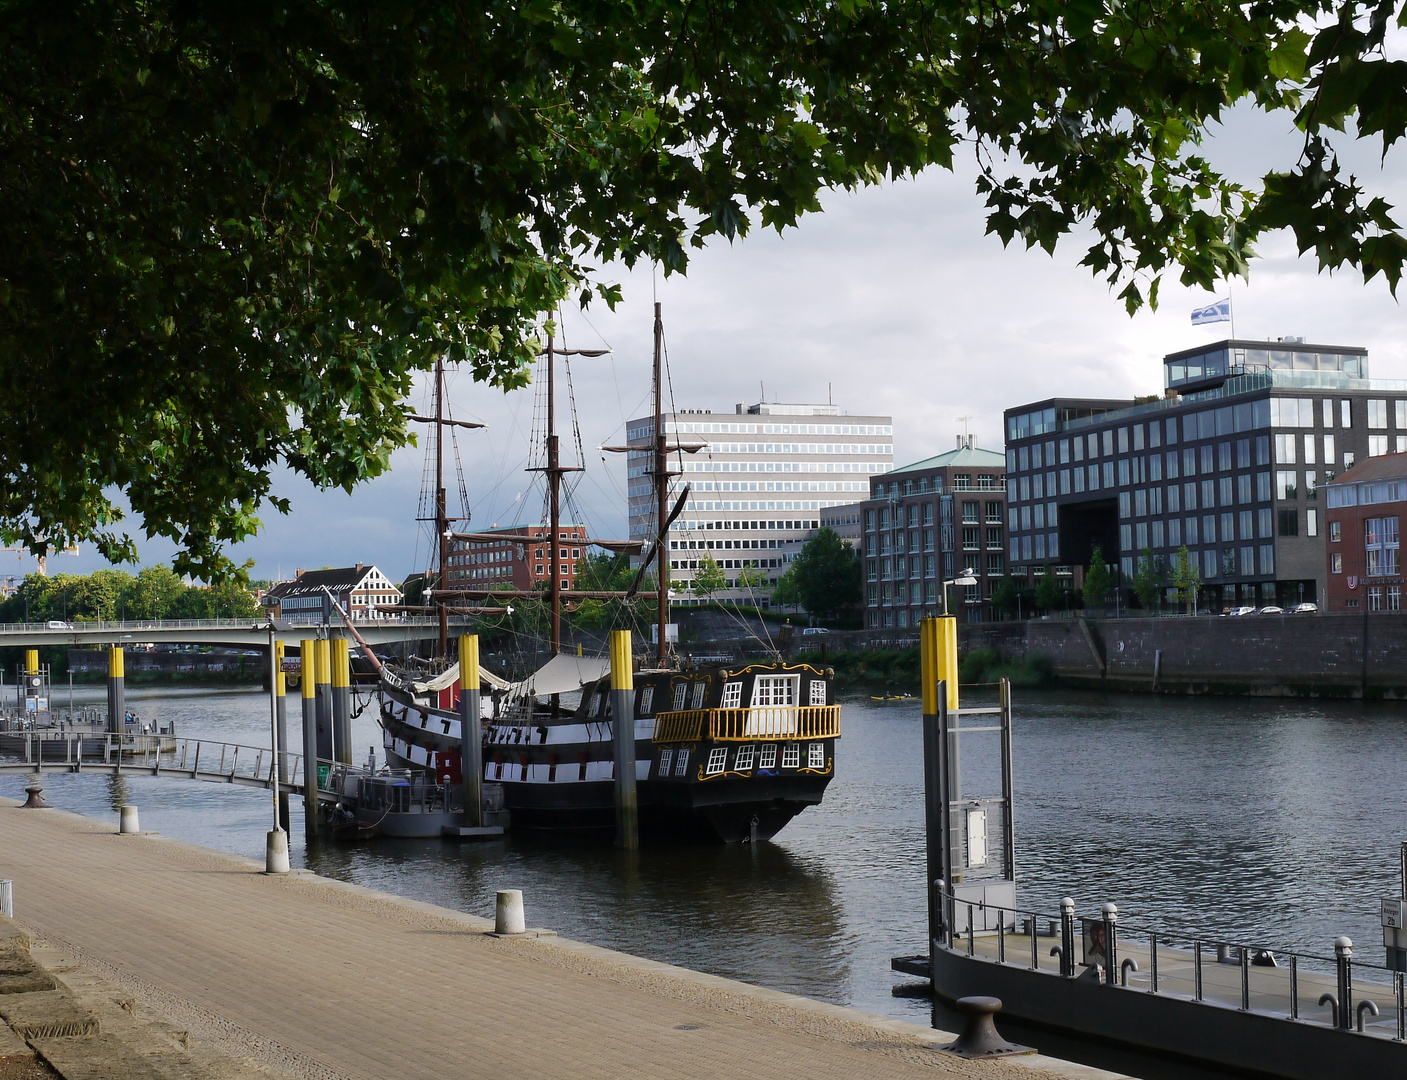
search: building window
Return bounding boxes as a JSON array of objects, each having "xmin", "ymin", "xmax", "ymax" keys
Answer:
[
  {"xmin": 1276, "ymin": 471, "xmax": 1298, "ymax": 500},
  {"xmin": 1278, "ymin": 509, "xmax": 1299, "ymax": 537},
  {"xmin": 751, "ymin": 674, "xmax": 798, "ymax": 706},
  {"xmin": 734, "ymin": 744, "xmax": 756, "ymax": 771},
  {"xmin": 674, "ymin": 749, "xmax": 690, "ymax": 776},
  {"xmin": 1307, "ymin": 509, "xmax": 1319, "ymax": 537},
  {"xmin": 1370, "ymin": 435, "xmax": 1390, "ymax": 457},
  {"xmin": 1342, "ymin": 400, "xmax": 1352, "ymax": 427},
  {"xmin": 1259, "ymin": 544, "xmax": 1275, "ymax": 575},
  {"xmin": 810, "ymin": 679, "xmax": 827, "ymax": 705},
  {"xmin": 1331, "ymin": 552, "xmax": 1343, "ymax": 574},
  {"xmin": 781, "ymin": 743, "xmax": 801, "ymax": 769},
  {"xmin": 1366, "ymin": 517, "xmax": 1400, "ymax": 577},
  {"xmin": 721, "ymin": 681, "xmax": 743, "ymax": 709},
  {"xmin": 1390, "ymin": 586, "xmax": 1402, "ymax": 612},
  {"xmin": 759, "ymin": 744, "xmax": 778, "ymax": 769},
  {"xmin": 1369, "ymin": 400, "xmax": 1388, "ymax": 428},
  {"xmin": 639, "ymin": 687, "xmax": 655, "ymax": 714},
  {"xmin": 808, "ymin": 743, "xmax": 826, "ymax": 769},
  {"xmin": 705, "ymin": 747, "xmax": 728, "ymax": 775},
  {"xmin": 1330, "ymin": 520, "xmax": 1342, "ymax": 542},
  {"xmin": 658, "ymin": 749, "xmax": 674, "ymax": 777},
  {"xmin": 1368, "ymin": 585, "xmax": 1383, "ymax": 611},
  {"xmin": 672, "ymin": 683, "xmax": 688, "ymax": 710},
  {"xmin": 1275, "ymin": 434, "xmax": 1297, "ymax": 464}
]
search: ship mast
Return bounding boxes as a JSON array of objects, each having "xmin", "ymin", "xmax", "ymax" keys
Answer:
[
  {"xmin": 547, "ymin": 334, "xmax": 562, "ymax": 654},
  {"xmin": 653, "ymin": 303, "xmax": 669, "ymax": 666},
  {"xmin": 435, "ymin": 356, "xmax": 448, "ymax": 657}
]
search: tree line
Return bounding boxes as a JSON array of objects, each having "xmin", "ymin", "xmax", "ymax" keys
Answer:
[{"xmin": 0, "ymin": 568, "xmax": 262, "ymax": 624}]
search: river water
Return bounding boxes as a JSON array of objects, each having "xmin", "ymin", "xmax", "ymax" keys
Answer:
[{"xmin": 5, "ymin": 684, "xmax": 1405, "ymax": 1074}]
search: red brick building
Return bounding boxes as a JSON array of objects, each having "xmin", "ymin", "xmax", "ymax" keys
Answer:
[
  {"xmin": 1325, "ymin": 454, "xmax": 1407, "ymax": 612},
  {"xmin": 445, "ymin": 525, "xmax": 587, "ymax": 592}
]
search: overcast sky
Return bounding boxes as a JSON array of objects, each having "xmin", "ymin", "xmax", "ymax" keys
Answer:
[{"xmin": 33, "ymin": 101, "xmax": 1407, "ymax": 587}]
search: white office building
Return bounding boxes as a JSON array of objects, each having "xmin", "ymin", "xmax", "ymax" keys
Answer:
[{"xmin": 625, "ymin": 401, "xmax": 893, "ymax": 605}]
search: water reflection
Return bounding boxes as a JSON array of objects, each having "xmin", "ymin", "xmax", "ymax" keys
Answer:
[{"xmin": 105, "ymin": 775, "xmax": 132, "ymax": 812}]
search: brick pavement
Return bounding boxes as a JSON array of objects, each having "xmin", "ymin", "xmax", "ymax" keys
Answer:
[{"xmin": 0, "ymin": 802, "xmax": 1118, "ymax": 1080}]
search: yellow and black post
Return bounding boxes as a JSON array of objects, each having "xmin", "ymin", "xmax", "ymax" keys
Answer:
[
  {"xmin": 920, "ymin": 615, "xmax": 960, "ymax": 951},
  {"xmin": 459, "ymin": 634, "xmax": 483, "ymax": 828},
  {"xmin": 274, "ymin": 640, "xmax": 290, "ymax": 830},
  {"xmin": 314, "ymin": 638, "xmax": 333, "ymax": 763},
  {"xmin": 105, "ymin": 646, "xmax": 124, "ymax": 734},
  {"xmin": 610, "ymin": 629, "xmax": 638, "ymax": 850},
  {"xmin": 331, "ymin": 637, "xmax": 351, "ymax": 764},
  {"xmin": 300, "ymin": 638, "xmax": 318, "ymax": 833}
]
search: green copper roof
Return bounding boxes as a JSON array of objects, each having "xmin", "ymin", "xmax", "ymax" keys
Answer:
[{"xmin": 891, "ymin": 445, "xmax": 1007, "ymax": 475}]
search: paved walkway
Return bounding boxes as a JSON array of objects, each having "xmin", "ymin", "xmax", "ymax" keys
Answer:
[{"xmin": 0, "ymin": 802, "xmax": 1117, "ymax": 1080}]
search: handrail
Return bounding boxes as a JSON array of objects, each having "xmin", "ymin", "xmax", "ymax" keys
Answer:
[
  {"xmin": 3, "ymin": 731, "xmax": 304, "ymax": 789},
  {"xmin": 652, "ymin": 705, "xmax": 841, "ymax": 743}
]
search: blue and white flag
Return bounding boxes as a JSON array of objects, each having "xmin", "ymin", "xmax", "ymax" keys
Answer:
[{"xmin": 1191, "ymin": 298, "xmax": 1231, "ymax": 326}]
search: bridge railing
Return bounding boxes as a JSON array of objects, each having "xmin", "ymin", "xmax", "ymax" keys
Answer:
[
  {"xmin": 3, "ymin": 731, "xmax": 304, "ymax": 789},
  {"xmin": 0, "ymin": 615, "xmax": 464, "ymax": 633}
]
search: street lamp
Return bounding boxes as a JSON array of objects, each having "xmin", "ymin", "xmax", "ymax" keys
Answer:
[{"xmin": 942, "ymin": 567, "xmax": 978, "ymax": 617}]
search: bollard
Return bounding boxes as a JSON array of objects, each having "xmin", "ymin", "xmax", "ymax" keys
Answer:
[
  {"xmin": 495, "ymin": 889, "xmax": 526, "ymax": 935},
  {"xmin": 1059, "ymin": 898, "xmax": 1076, "ymax": 977},
  {"xmin": 609, "ymin": 630, "xmax": 637, "ymax": 850},
  {"xmin": 118, "ymin": 805, "xmax": 139, "ymax": 834},
  {"xmin": 0, "ymin": 879, "xmax": 11, "ymax": 918},
  {"xmin": 940, "ymin": 997, "xmax": 1033, "ymax": 1058},
  {"xmin": 1102, "ymin": 903, "xmax": 1119, "ymax": 986},
  {"xmin": 300, "ymin": 639, "xmax": 318, "ymax": 835},
  {"xmin": 274, "ymin": 640, "xmax": 289, "ymax": 830},
  {"xmin": 1335, "ymin": 936, "xmax": 1354, "ymax": 1030},
  {"xmin": 21, "ymin": 784, "xmax": 48, "ymax": 809},
  {"xmin": 106, "ymin": 647, "xmax": 125, "ymax": 734},
  {"xmin": 460, "ymin": 635, "xmax": 483, "ymax": 829},
  {"xmin": 314, "ymin": 639, "xmax": 333, "ymax": 762},
  {"xmin": 265, "ymin": 828, "xmax": 290, "ymax": 874},
  {"xmin": 331, "ymin": 638, "xmax": 351, "ymax": 764}
]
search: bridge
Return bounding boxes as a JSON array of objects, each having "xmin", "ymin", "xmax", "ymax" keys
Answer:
[
  {"xmin": 0, "ymin": 730, "xmax": 354, "ymax": 804},
  {"xmin": 0, "ymin": 615, "xmax": 473, "ymax": 650}
]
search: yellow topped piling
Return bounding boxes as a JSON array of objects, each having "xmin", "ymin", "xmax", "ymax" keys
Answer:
[
  {"xmin": 314, "ymin": 639, "xmax": 330, "ymax": 690},
  {"xmin": 609, "ymin": 629, "xmax": 637, "ymax": 849},
  {"xmin": 300, "ymin": 640, "xmax": 316, "ymax": 700},
  {"xmin": 920, "ymin": 616, "xmax": 959, "ymax": 713},
  {"xmin": 274, "ymin": 641, "xmax": 286, "ymax": 698},
  {"xmin": 609, "ymin": 629, "xmax": 634, "ymax": 691},
  {"xmin": 108, "ymin": 646, "xmax": 123, "ymax": 680},
  {"xmin": 460, "ymin": 634, "xmax": 479, "ymax": 688},
  {"xmin": 330, "ymin": 639, "xmax": 349, "ymax": 689},
  {"xmin": 24, "ymin": 649, "xmax": 38, "ymax": 675}
]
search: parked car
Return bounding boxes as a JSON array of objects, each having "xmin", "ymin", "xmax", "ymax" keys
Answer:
[
  {"xmin": 1289, "ymin": 602, "xmax": 1319, "ymax": 614},
  {"xmin": 1257, "ymin": 605, "xmax": 1285, "ymax": 615},
  {"xmin": 800, "ymin": 626, "xmax": 830, "ymax": 635},
  {"xmin": 1226, "ymin": 606, "xmax": 1257, "ymax": 617}
]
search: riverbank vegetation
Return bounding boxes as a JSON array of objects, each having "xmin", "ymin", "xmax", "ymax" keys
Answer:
[
  {"xmin": 0, "ymin": 568, "xmax": 261, "ymax": 624},
  {"xmin": 797, "ymin": 646, "xmax": 1052, "ymax": 693}
]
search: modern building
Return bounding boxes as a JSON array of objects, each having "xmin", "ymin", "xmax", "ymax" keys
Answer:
[
  {"xmin": 854, "ymin": 436, "xmax": 1008, "ymax": 626},
  {"xmin": 625, "ymin": 401, "xmax": 893, "ymax": 605},
  {"xmin": 1324, "ymin": 453, "xmax": 1407, "ymax": 612},
  {"xmin": 1003, "ymin": 337, "xmax": 1398, "ymax": 609},
  {"xmin": 264, "ymin": 564, "xmax": 401, "ymax": 620},
  {"xmin": 445, "ymin": 525, "xmax": 588, "ymax": 593}
]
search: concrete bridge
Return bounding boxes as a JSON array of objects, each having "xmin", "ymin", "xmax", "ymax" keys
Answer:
[{"xmin": 0, "ymin": 615, "xmax": 471, "ymax": 650}]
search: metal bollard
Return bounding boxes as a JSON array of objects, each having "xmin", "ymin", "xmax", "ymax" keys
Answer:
[
  {"xmin": 1334, "ymin": 937, "xmax": 1354, "ymax": 1031},
  {"xmin": 0, "ymin": 879, "xmax": 11, "ymax": 918},
  {"xmin": 1102, "ymin": 903, "xmax": 1118, "ymax": 986},
  {"xmin": 941, "ymin": 997, "xmax": 1032, "ymax": 1058},
  {"xmin": 1150, "ymin": 932, "xmax": 1159, "ymax": 993},
  {"xmin": 494, "ymin": 890, "xmax": 526, "ymax": 935},
  {"xmin": 118, "ymin": 805, "xmax": 139, "ymax": 834},
  {"xmin": 1059, "ymin": 898, "xmax": 1075, "ymax": 978}
]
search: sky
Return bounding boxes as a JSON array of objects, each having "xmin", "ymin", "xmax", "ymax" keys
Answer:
[{"xmin": 31, "ymin": 98, "xmax": 1407, "ymax": 588}]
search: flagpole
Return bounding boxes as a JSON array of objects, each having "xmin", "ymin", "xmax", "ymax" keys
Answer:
[{"xmin": 1228, "ymin": 281, "xmax": 1236, "ymax": 339}]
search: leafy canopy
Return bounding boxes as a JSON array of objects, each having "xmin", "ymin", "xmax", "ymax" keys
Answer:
[
  {"xmin": 1083, "ymin": 546, "xmax": 1112, "ymax": 609},
  {"xmin": 4, "ymin": 0, "xmax": 1405, "ymax": 578},
  {"xmin": 790, "ymin": 527, "xmax": 861, "ymax": 623}
]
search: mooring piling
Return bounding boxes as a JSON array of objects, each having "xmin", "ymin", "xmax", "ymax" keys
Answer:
[{"xmin": 609, "ymin": 629, "xmax": 637, "ymax": 851}]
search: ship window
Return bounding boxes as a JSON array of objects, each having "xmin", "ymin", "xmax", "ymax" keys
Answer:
[
  {"xmin": 721, "ymin": 681, "xmax": 743, "ymax": 708},
  {"xmin": 674, "ymin": 749, "xmax": 690, "ymax": 776},
  {"xmin": 690, "ymin": 682, "xmax": 707, "ymax": 709},
  {"xmin": 705, "ymin": 747, "xmax": 728, "ymax": 775},
  {"xmin": 638, "ymin": 687, "xmax": 654, "ymax": 715},
  {"xmin": 809, "ymin": 679, "xmax": 826, "ymax": 706},
  {"xmin": 672, "ymin": 683, "xmax": 688, "ymax": 711},
  {"xmin": 751, "ymin": 675, "xmax": 798, "ymax": 707},
  {"xmin": 781, "ymin": 743, "xmax": 801, "ymax": 768},
  {"xmin": 734, "ymin": 744, "xmax": 756, "ymax": 771},
  {"xmin": 759, "ymin": 744, "xmax": 777, "ymax": 769},
  {"xmin": 658, "ymin": 748, "xmax": 673, "ymax": 776},
  {"xmin": 808, "ymin": 743, "xmax": 825, "ymax": 769}
]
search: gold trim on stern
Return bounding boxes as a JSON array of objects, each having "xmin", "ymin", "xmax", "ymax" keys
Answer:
[{"xmin": 652, "ymin": 705, "xmax": 841, "ymax": 743}]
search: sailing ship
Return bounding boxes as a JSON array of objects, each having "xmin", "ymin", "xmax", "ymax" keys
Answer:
[{"xmin": 375, "ymin": 305, "xmax": 841, "ymax": 842}]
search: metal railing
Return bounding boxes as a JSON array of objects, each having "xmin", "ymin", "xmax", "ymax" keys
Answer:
[
  {"xmin": 1, "ymin": 731, "xmax": 304, "ymax": 791},
  {"xmin": 934, "ymin": 885, "xmax": 1406, "ymax": 1040},
  {"xmin": 652, "ymin": 705, "xmax": 841, "ymax": 743},
  {"xmin": 0, "ymin": 615, "xmax": 463, "ymax": 633}
]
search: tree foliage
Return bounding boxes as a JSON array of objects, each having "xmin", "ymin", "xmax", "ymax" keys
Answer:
[
  {"xmin": 1170, "ymin": 545, "xmax": 1202, "ymax": 614},
  {"xmin": 1132, "ymin": 548, "xmax": 1163, "ymax": 609},
  {"xmin": 690, "ymin": 555, "xmax": 727, "ymax": 600},
  {"xmin": 0, "ymin": 567, "xmax": 259, "ymax": 622},
  {"xmin": 5, "ymin": 1, "xmax": 1406, "ymax": 576},
  {"xmin": 790, "ymin": 527, "xmax": 861, "ymax": 624},
  {"xmin": 1083, "ymin": 546, "xmax": 1112, "ymax": 609},
  {"xmin": 1033, "ymin": 563, "xmax": 1063, "ymax": 612}
]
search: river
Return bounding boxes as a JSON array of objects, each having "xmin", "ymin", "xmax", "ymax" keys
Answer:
[{"xmin": 5, "ymin": 684, "xmax": 1404, "ymax": 1076}]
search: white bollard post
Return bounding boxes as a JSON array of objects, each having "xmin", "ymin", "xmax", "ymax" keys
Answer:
[
  {"xmin": 0, "ymin": 879, "xmax": 12, "ymax": 918},
  {"xmin": 495, "ymin": 889, "xmax": 526, "ymax": 935},
  {"xmin": 118, "ymin": 805, "xmax": 139, "ymax": 834},
  {"xmin": 265, "ymin": 829, "xmax": 290, "ymax": 874}
]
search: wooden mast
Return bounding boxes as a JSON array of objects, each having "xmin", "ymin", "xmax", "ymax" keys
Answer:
[
  {"xmin": 435, "ymin": 356, "xmax": 449, "ymax": 657},
  {"xmin": 653, "ymin": 303, "xmax": 669, "ymax": 666},
  {"xmin": 546, "ymin": 334, "xmax": 562, "ymax": 655}
]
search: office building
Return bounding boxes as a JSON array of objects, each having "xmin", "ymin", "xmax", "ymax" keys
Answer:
[
  {"xmin": 1004, "ymin": 337, "xmax": 1396, "ymax": 608},
  {"xmin": 854, "ymin": 436, "xmax": 1008, "ymax": 626},
  {"xmin": 625, "ymin": 401, "xmax": 893, "ymax": 604},
  {"xmin": 1324, "ymin": 453, "xmax": 1407, "ymax": 612},
  {"xmin": 445, "ymin": 525, "xmax": 588, "ymax": 593}
]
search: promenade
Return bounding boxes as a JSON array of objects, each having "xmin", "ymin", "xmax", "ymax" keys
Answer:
[{"xmin": 0, "ymin": 800, "xmax": 1116, "ymax": 1080}]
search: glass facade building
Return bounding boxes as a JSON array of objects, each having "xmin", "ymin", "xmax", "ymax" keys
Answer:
[{"xmin": 1003, "ymin": 339, "xmax": 1406, "ymax": 609}]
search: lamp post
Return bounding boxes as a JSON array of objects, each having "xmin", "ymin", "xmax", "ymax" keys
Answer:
[{"xmin": 942, "ymin": 567, "xmax": 978, "ymax": 617}]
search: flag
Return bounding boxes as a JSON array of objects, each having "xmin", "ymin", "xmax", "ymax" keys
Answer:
[{"xmin": 1191, "ymin": 298, "xmax": 1231, "ymax": 326}]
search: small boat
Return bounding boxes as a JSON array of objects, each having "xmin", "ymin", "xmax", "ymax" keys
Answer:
[{"xmin": 869, "ymin": 692, "xmax": 914, "ymax": 702}]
